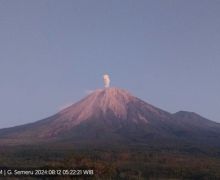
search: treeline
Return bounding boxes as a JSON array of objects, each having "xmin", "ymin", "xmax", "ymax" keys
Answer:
[{"xmin": 0, "ymin": 146, "xmax": 220, "ymax": 179}]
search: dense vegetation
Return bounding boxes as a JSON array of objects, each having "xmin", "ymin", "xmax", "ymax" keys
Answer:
[{"xmin": 0, "ymin": 145, "xmax": 220, "ymax": 179}]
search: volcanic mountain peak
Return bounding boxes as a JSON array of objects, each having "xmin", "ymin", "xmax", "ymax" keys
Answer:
[
  {"xmin": 0, "ymin": 86, "xmax": 220, "ymax": 148},
  {"xmin": 95, "ymin": 87, "xmax": 134, "ymax": 112},
  {"xmin": 59, "ymin": 87, "xmax": 134, "ymax": 124}
]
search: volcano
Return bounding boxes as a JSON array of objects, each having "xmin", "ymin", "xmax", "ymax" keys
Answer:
[{"xmin": 0, "ymin": 87, "xmax": 220, "ymax": 148}]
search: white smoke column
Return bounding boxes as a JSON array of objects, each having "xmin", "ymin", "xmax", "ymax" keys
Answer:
[{"xmin": 103, "ymin": 74, "xmax": 110, "ymax": 88}]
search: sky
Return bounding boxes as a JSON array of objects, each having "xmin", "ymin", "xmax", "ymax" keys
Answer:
[{"xmin": 0, "ymin": 0, "xmax": 220, "ymax": 128}]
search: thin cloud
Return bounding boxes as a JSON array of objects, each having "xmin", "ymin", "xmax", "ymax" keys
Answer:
[
  {"xmin": 58, "ymin": 102, "xmax": 74, "ymax": 111},
  {"xmin": 85, "ymin": 89, "xmax": 95, "ymax": 95}
]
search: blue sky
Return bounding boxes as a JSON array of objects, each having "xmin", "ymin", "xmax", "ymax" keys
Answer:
[{"xmin": 0, "ymin": 0, "xmax": 220, "ymax": 128}]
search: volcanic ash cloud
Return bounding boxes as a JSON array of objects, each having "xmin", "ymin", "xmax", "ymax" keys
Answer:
[{"xmin": 103, "ymin": 74, "xmax": 110, "ymax": 88}]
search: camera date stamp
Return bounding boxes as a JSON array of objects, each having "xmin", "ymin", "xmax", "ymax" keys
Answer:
[{"xmin": 0, "ymin": 169, "xmax": 94, "ymax": 176}]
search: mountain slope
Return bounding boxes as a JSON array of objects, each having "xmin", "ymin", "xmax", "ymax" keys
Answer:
[{"xmin": 0, "ymin": 87, "xmax": 220, "ymax": 148}]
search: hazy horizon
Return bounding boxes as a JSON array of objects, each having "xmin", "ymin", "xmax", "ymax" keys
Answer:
[{"xmin": 0, "ymin": 0, "xmax": 220, "ymax": 128}]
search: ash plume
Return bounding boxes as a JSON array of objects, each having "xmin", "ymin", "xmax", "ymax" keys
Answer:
[{"xmin": 103, "ymin": 74, "xmax": 110, "ymax": 88}]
